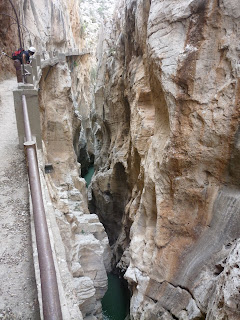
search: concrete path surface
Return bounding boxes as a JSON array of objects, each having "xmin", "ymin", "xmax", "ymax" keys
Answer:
[{"xmin": 0, "ymin": 78, "xmax": 40, "ymax": 319}]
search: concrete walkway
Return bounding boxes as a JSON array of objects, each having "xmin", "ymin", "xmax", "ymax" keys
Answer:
[{"xmin": 0, "ymin": 78, "xmax": 40, "ymax": 319}]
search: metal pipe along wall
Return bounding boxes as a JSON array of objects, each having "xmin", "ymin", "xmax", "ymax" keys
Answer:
[{"xmin": 22, "ymin": 94, "xmax": 63, "ymax": 320}]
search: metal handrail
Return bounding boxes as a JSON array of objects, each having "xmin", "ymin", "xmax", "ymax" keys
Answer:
[
  {"xmin": 4, "ymin": 2, "xmax": 63, "ymax": 315},
  {"xmin": 22, "ymin": 94, "xmax": 63, "ymax": 320}
]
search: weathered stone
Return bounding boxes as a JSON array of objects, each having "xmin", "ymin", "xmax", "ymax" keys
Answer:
[
  {"xmin": 91, "ymin": 0, "xmax": 240, "ymax": 318},
  {"xmin": 39, "ymin": 61, "xmax": 111, "ymax": 318}
]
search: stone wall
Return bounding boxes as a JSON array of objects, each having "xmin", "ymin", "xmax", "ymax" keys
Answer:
[
  {"xmin": 39, "ymin": 60, "xmax": 111, "ymax": 318},
  {"xmin": 91, "ymin": 0, "xmax": 240, "ymax": 319},
  {"xmin": 0, "ymin": 0, "xmax": 19, "ymax": 80},
  {"xmin": 34, "ymin": 2, "xmax": 112, "ymax": 317}
]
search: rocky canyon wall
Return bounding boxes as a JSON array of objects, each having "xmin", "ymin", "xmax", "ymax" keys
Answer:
[
  {"xmin": 91, "ymin": 0, "xmax": 240, "ymax": 319},
  {"xmin": 39, "ymin": 59, "xmax": 111, "ymax": 319},
  {"xmin": 32, "ymin": 1, "xmax": 112, "ymax": 318},
  {"xmin": 0, "ymin": 0, "xmax": 83, "ymax": 79}
]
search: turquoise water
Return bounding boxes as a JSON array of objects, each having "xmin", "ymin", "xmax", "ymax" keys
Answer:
[
  {"xmin": 83, "ymin": 167, "xmax": 130, "ymax": 319},
  {"xmin": 102, "ymin": 273, "xmax": 130, "ymax": 320},
  {"xmin": 83, "ymin": 165, "xmax": 94, "ymax": 187}
]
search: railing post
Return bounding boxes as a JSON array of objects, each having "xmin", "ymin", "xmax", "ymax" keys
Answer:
[
  {"xmin": 36, "ymin": 54, "xmax": 41, "ymax": 67},
  {"xmin": 22, "ymin": 64, "xmax": 34, "ymax": 84},
  {"xmin": 31, "ymin": 57, "xmax": 38, "ymax": 81}
]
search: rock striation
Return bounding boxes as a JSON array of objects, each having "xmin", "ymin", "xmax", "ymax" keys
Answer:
[
  {"xmin": 39, "ymin": 54, "xmax": 111, "ymax": 319},
  {"xmin": 90, "ymin": 0, "xmax": 240, "ymax": 319}
]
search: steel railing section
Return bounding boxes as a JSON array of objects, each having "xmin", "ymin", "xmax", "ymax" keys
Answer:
[
  {"xmin": 15, "ymin": 47, "xmax": 87, "ymax": 319},
  {"xmin": 22, "ymin": 94, "xmax": 63, "ymax": 320},
  {"xmin": 6, "ymin": 1, "xmax": 78, "ymax": 315}
]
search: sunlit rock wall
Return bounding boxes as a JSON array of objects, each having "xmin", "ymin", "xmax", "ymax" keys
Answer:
[
  {"xmin": 91, "ymin": 0, "xmax": 240, "ymax": 319},
  {"xmin": 39, "ymin": 61, "xmax": 112, "ymax": 319},
  {"xmin": 0, "ymin": 0, "xmax": 19, "ymax": 80},
  {"xmin": 35, "ymin": 6, "xmax": 111, "ymax": 320},
  {"xmin": 0, "ymin": 0, "xmax": 84, "ymax": 79},
  {"xmin": 20, "ymin": 0, "xmax": 84, "ymax": 52}
]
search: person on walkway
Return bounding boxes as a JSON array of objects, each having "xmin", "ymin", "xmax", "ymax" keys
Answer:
[{"xmin": 14, "ymin": 46, "xmax": 36, "ymax": 83}]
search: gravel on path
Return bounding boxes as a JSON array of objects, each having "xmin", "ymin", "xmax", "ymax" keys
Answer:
[{"xmin": 0, "ymin": 78, "xmax": 40, "ymax": 319}]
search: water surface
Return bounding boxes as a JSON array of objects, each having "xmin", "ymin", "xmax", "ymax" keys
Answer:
[
  {"xmin": 102, "ymin": 273, "xmax": 130, "ymax": 320},
  {"xmin": 83, "ymin": 165, "xmax": 94, "ymax": 187}
]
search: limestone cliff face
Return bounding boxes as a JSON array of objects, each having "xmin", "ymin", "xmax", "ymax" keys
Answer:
[
  {"xmin": 0, "ymin": 0, "xmax": 18, "ymax": 80},
  {"xmin": 0, "ymin": 0, "xmax": 83, "ymax": 79},
  {"xmin": 20, "ymin": 0, "xmax": 84, "ymax": 51},
  {"xmin": 33, "ymin": 0, "xmax": 112, "ymax": 317},
  {"xmin": 91, "ymin": 0, "xmax": 240, "ymax": 319},
  {"xmin": 39, "ymin": 61, "xmax": 112, "ymax": 319}
]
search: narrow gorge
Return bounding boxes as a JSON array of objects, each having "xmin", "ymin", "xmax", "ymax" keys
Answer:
[{"xmin": 0, "ymin": 0, "xmax": 240, "ymax": 319}]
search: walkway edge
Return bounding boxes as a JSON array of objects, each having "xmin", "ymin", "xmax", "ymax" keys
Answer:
[{"xmin": 30, "ymin": 149, "xmax": 83, "ymax": 320}]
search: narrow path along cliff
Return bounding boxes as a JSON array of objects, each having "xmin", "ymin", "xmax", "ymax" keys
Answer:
[{"xmin": 0, "ymin": 78, "xmax": 40, "ymax": 319}]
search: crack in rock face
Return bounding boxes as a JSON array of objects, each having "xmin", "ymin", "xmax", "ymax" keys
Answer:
[{"xmin": 89, "ymin": 0, "xmax": 240, "ymax": 319}]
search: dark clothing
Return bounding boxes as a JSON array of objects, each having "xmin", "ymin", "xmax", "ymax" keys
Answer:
[
  {"xmin": 20, "ymin": 50, "xmax": 30, "ymax": 64},
  {"xmin": 14, "ymin": 59, "xmax": 22, "ymax": 82},
  {"xmin": 14, "ymin": 50, "xmax": 31, "ymax": 82}
]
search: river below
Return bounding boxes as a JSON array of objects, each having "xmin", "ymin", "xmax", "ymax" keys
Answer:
[
  {"xmin": 83, "ymin": 168, "xmax": 130, "ymax": 319},
  {"xmin": 83, "ymin": 165, "xmax": 94, "ymax": 187},
  {"xmin": 102, "ymin": 273, "xmax": 130, "ymax": 320}
]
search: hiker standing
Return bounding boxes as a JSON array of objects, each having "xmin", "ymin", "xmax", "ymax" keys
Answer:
[{"xmin": 13, "ymin": 47, "xmax": 36, "ymax": 83}]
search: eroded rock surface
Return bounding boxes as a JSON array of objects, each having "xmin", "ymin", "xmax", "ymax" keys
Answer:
[
  {"xmin": 39, "ymin": 61, "xmax": 111, "ymax": 319},
  {"xmin": 90, "ymin": 0, "xmax": 240, "ymax": 318}
]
